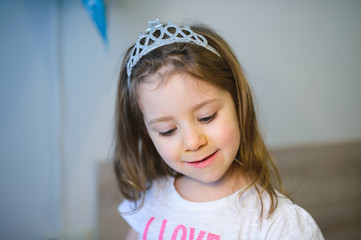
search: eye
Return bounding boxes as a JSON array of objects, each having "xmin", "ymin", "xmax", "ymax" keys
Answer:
[
  {"xmin": 159, "ymin": 128, "xmax": 176, "ymax": 137},
  {"xmin": 199, "ymin": 112, "xmax": 217, "ymax": 123}
]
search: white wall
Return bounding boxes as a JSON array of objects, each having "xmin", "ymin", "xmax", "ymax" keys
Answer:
[
  {"xmin": 107, "ymin": 0, "xmax": 361, "ymax": 147},
  {"xmin": 59, "ymin": 0, "xmax": 118, "ymax": 237},
  {"xmin": 1, "ymin": 0, "xmax": 360, "ymax": 239}
]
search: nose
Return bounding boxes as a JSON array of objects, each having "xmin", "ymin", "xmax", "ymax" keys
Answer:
[{"xmin": 181, "ymin": 125, "xmax": 207, "ymax": 151}]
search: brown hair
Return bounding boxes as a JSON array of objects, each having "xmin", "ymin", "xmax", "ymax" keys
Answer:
[{"xmin": 114, "ymin": 24, "xmax": 287, "ymax": 218}]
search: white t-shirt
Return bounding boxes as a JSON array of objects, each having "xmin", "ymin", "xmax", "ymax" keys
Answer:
[{"xmin": 118, "ymin": 176, "xmax": 324, "ymax": 239}]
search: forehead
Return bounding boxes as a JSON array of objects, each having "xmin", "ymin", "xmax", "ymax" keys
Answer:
[
  {"xmin": 139, "ymin": 70, "xmax": 214, "ymax": 95},
  {"xmin": 138, "ymin": 71, "xmax": 226, "ymax": 119}
]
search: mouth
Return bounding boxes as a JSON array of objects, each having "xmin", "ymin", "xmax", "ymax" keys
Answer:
[{"xmin": 186, "ymin": 150, "xmax": 219, "ymax": 168}]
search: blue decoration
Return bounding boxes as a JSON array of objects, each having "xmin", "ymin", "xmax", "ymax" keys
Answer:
[{"xmin": 82, "ymin": 0, "xmax": 107, "ymax": 45}]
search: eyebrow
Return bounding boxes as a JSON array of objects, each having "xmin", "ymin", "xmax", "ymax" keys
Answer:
[
  {"xmin": 191, "ymin": 98, "xmax": 218, "ymax": 112},
  {"xmin": 147, "ymin": 98, "xmax": 218, "ymax": 126}
]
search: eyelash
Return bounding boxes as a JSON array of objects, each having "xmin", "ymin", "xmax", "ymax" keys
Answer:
[
  {"xmin": 159, "ymin": 128, "xmax": 176, "ymax": 137},
  {"xmin": 199, "ymin": 112, "xmax": 217, "ymax": 123},
  {"xmin": 158, "ymin": 112, "xmax": 217, "ymax": 137}
]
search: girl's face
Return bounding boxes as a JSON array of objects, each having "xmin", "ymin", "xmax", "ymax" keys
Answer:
[{"xmin": 138, "ymin": 71, "xmax": 240, "ymax": 186}]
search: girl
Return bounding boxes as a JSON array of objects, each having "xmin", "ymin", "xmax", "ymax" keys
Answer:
[{"xmin": 114, "ymin": 19, "xmax": 324, "ymax": 239}]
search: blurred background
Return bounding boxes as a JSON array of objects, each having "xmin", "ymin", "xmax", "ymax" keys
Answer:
[{"xmin": 0, "ymin": 0, "xmax": 360, "ymax": 239}]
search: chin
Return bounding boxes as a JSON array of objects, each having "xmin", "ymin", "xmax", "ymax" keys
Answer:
[{"xmin": 191, "ymin": 173, "xmax": 227, "ymax": 185}]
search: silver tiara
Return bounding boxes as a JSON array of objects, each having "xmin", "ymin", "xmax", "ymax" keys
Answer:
[{"xmin": 126, "ymin": 19, "xmax": 220, "ymax": 77}]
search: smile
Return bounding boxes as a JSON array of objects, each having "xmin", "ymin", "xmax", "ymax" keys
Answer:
[{"xmin": 186, "ymin": 150, "xmax": 219, "ymax": 168}]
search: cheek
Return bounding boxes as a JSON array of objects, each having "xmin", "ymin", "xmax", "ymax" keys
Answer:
[
  {"xmin": 149, "ymin": 136, "xmax": 179, "ymax": 164},
  {"xmin": 213, "ymin": 119, "xmax": 240, "ymax": 151}
]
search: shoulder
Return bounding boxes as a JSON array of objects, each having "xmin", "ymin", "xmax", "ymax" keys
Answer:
[
  {"xmin": 238, "ymin": 188, "xmax": 324, "ymax": 239},
  {"xmin": 264, "ymin": 193, "xmax": 325, "ymax": 239},
  {"xmin": 117, "ymin": 176, "xmax": 173, "ymax": 231},
  {"xmin": 118, "ymin": 176, "xmax": 173, "ymax": 212}
]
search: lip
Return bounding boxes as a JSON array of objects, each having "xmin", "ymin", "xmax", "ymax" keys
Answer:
[{"xmin": 186, "ymin": 150, "xmax": 219, "ymax": 168}]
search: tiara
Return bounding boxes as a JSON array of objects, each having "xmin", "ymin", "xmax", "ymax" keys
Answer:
[{"xmin": 126, "ymin": 19, "xmax": 220, "ymax": 77}]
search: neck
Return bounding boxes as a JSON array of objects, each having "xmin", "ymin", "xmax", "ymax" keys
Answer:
[{"xmin": 174, "ymin": 169, "xmax": 248, "ymax": 202}]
